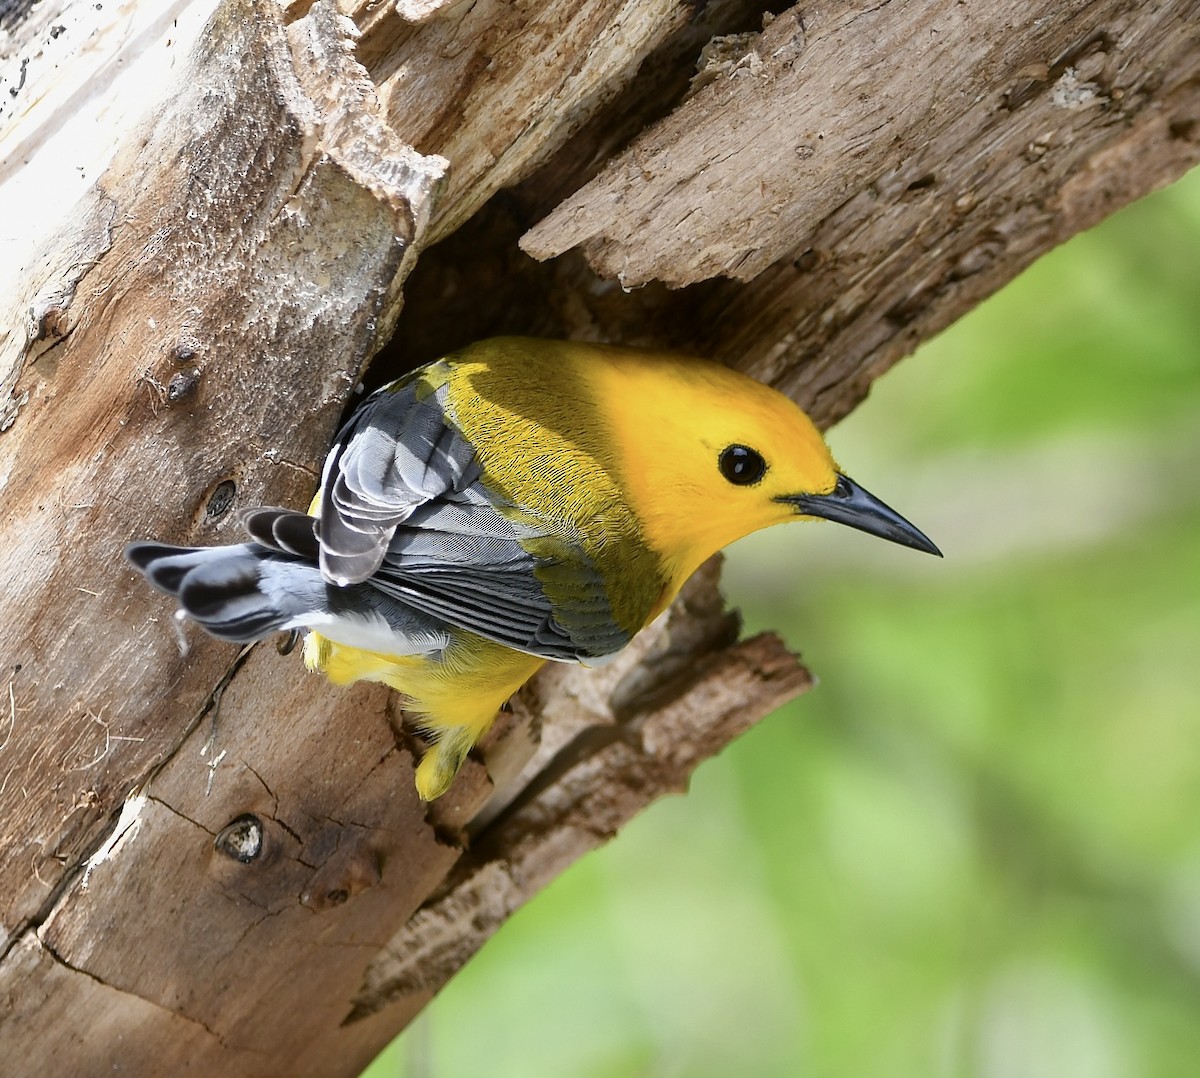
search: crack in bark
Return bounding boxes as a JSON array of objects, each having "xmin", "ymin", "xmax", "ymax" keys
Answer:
[
  {"xmin": 240, "ymin": 759, "xmax": 279, "ymax": 812},
  {"xmin": 38, "ymin": 933, "xmax": 228, "ymax": 1046},
  {"xmin": 267, "ymin": 455, "xmax": 322, "ymax": 479},
  {"xmin": 146, "ymin": 794, "xmax": 216, "ymax": 837}
]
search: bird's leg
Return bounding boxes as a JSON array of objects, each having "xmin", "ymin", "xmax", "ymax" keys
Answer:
[{"xmin": 414, "ymin": 724, "xmax": 480, "ymax": 801}]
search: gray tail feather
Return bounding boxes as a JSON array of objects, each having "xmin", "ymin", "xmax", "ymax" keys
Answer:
[{"xmin": 124, "ymin": 541, "xmax": 323, "ymax": 644}]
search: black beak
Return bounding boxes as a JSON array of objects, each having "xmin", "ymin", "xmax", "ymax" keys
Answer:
[{"xmin": 784, "ymin": 474, "xmax": 942, "ymax": 557}]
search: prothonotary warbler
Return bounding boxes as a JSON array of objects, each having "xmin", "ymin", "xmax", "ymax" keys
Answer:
[{"xmin": 126, "ymin": 337, "xmax": 940, "ymax": 800}]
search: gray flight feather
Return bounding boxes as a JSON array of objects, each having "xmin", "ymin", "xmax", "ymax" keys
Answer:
[
  {"xmin": 242, "ymin": 507, "xmax": 320, "ymax": 559},
  {"xmin": 318, "ymin": 377, "xmax": 480, "ymax": 586}
]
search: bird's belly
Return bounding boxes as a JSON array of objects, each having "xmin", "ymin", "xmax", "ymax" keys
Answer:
[
  {"xmin": 304, "ymin": 628, "xmax": 545, "ymax": 728},
  {"xmin": 303, "ymin": 627, "xmax": 547, "ymax": 800}
]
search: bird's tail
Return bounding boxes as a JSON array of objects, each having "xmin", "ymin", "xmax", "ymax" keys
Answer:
[{"xmin": 125, "ymin": 541, "xmax": 326, "ymax": 643}]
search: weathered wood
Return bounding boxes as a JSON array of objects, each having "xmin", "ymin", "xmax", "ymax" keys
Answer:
[
  {"xmin": 516, "ymin": 0, "xmax": 1200, "ymax": 423},
  {"xmin": 0, "ymin": 1, "xmax": 225, "ymax": 284},
  {"xmin": 35, "ymin": 647, "xmax": 461, "ymax": 1067},
  {"xmin": 0, "ymin": 2, "xmax": 453, "ymax": 1065},
  {"xmin": 0, "ymin": 0, "xmax": 446, "ymax": 1027},
  {"xmin": 348, "ymin": 0, "xmax": 714, "ymax": 245},
  {"xmin": 0, "ymin": 0, "xmax": 1197, "ymax": 1072}
]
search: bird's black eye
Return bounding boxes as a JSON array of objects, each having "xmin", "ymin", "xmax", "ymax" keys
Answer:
[{"xmin": 719, "ymin": 445, "xmax": 767, "ymax": 486}]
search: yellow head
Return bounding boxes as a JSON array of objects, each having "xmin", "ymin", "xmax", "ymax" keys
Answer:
[{"xmin": 580, "ymin": 345, "xmax": 940, "ymax": 591}]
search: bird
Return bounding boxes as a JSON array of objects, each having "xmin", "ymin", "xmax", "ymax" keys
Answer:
[{"xmin": 126, "ymin": 337, "xmax": 940, "ymax": 800}]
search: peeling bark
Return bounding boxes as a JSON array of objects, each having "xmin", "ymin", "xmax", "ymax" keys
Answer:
[
  {"xmin": 0, "ymin": 0, "xmax": 1197, "ymax": 1073},
  {"xmin": 0, "ymin": 0, "xmax": 442, "ymax": 939}
]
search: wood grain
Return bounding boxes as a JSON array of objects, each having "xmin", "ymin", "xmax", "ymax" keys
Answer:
[{"xmin": 0, "ymin": 0, "xmax": 442, "ymax": 955}]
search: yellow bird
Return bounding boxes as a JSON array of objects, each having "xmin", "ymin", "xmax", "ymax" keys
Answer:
[{"xmin": 126, "ymin": 338, "xmax": 939, "ymax": 799}]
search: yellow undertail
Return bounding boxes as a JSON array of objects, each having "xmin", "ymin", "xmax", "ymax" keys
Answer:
[{"xmin": 303, "ymin": 629, "xmax": 546, "ymax": 800}]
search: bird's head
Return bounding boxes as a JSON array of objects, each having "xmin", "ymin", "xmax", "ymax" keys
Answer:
[{"xmin": 591, "ymin": 349, "xmax": 941, "ymax": 589}]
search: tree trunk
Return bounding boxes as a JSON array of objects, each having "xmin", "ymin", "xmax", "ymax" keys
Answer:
[{"xmin": 0, "ymin": 0, "xmax": 1195, "ymax": 1072}]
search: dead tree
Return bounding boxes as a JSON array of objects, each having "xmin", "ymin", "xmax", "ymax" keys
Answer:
[{"xmin": 0, "ymin": 0, "xmax": 1196, "ymax": 1072}]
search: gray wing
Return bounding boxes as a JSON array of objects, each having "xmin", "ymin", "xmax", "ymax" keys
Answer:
[
  {"xmin": 275, "ymin": 371, "xmax": 634, "ymax": 663},
  {"xmin": 247, "ymin": 498, "xmax": 629, "ymax": 662},
  {"xmin": 317, "ymin": 373, "xmax": 480, "ymax": 586},
  {"xmin": 367, "ymin": 493, "xmax": 634, "ymax": 662}
]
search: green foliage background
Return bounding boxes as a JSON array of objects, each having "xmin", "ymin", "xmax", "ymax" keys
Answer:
[{"xmin": 368, "ymin": 168, "xmax": 1200, "ymax": 1078}]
